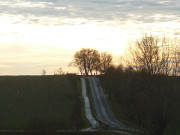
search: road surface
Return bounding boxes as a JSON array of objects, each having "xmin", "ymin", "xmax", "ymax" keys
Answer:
[
  {"xmin": 81, "ymin": 78, "xmax": 99, "ymax": 128},
  {"xmin": 88, "ymin": 77, "xmax": 134, "ymax": 131}
]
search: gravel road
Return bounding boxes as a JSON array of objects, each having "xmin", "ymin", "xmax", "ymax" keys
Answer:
[
  {"xmin": 81, "ymin": 78, "xmax": 99, "ymax": 128},
  {"xmin": 88, "ymin": 77, "xmax": 133, "ymax": 131}
]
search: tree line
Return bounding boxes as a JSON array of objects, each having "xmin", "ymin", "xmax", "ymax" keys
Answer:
[
  {"xmin": 99, "ymin": 34, "xmax": 180, "ymax": 135},
  {"xmin": 101, "ymin": 66, "xmax": 180, "ymax": 135},
  {"xmin": 71, "ymin": 34, "xmax": 179, "ymax": 76}
]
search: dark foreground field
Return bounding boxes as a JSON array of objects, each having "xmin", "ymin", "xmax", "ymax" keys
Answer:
[
  {"xmin": 0, "ymin": 131, "xmax": 126, "ymax": 135},
  {"xmin": 0, "ymin": 75, "xmax": 87, "ymax": 130}
]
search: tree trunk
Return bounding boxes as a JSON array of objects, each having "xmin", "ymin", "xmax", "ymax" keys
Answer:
[
  {"xmin": 83, "ymin": 59, "xmax": 88, "ymax": 76},
  {"xmin": 80, "ymin": 71, "xmax": 82, "ymax": 75},
  {"xmin": 85, "ymin": 69, "xmax": 88, "ymax": 76}
]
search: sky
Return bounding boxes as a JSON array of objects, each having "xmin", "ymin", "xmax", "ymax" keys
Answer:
[{"xmin": 0, "ymin": 0, "xmax": 180, "ymax": 75}]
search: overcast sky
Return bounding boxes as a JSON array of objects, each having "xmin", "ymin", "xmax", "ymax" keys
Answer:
[{"xmin": 0, "ymin": 0, "xmax": 180, "ymax": 75}]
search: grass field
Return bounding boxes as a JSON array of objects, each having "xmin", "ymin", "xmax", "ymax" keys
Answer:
[{"xmin": 0, "ymin": 75, "xmax": 86, "ymax": 130}]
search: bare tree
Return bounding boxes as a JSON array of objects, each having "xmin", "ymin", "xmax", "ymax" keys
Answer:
[
  {"xmin": 88, "ymin": 49, "xmax": 100, "ymax": 75},
  {"xmin": 170, "ymin": 38, "xmax": 180, "ymax": 76},
  {"xmin": 130, "ymin": 34, "xmax": 180, "ymax": 76},
  {"xmin": 57, "ymin": 68, "xmax": 64, "ymax": 75},
  {"xmin": 69, "ymin": 61, "xmax": 84, "ymax": 75},
  {"xmin": 100, "ymin": 52, "xmax": 113, "ymax": 72},
  {"xmin": 131, "ymin": 34, "xmax": 160, "ymax": 74},
  {"xmin": 74, "ymin": 48, "xmax": 89, "ymax": 76},
  {"xmin": 41, "ymin": 69, "xmax": 46, "ymax": 75}
]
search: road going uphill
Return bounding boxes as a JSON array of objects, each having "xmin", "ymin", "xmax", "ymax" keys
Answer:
[
  {"xmin": 81, "ymin": 78, "xmax": 99, "ymax": 128},
  {"xmin": 88, "ymin": 77, "xmax": 135, "ymax": 131}
]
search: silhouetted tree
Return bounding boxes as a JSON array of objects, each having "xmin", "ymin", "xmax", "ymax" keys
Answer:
[
  {"xmin": 130, "ymin": 34, "xmax": 180, "ymax": 75},
  {"xmin": 74, "ymin": 48, "xmax": 89, "ymax": 76},
  {"xmin": 170, "ymin": 38, "xmax": 180, "ymax": 76},
  {"xmin": 71, "ymin": 48, "xmax": 100, "ymax": 76},
  {"xmin": 56, "ymin": 68, "xmax": 64, "ymax": 75},
  {"xmin": 130, "ymin": 34, "xmax": 160, "ymax": 74},
  {"xmin": 41, "ymin": 69, "xmax": 46, "ymax": 75},
  {"xmin": 87, "ymin": 49, "xmax": 100, "ymax": 75}
]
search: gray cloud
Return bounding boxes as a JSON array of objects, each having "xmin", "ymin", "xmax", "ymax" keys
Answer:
[{"xmin": 1, "ymin": 0, "xmax": 180, "ymax": 25}]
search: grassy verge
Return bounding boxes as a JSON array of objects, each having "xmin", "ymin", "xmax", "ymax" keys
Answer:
[
  {"xmin": 0, "ymin": 75, "xmax": 87, "ymax": 130},
  {"xmin": 107, "ymin": 98, "xmax": 140, "ymax": 129}
]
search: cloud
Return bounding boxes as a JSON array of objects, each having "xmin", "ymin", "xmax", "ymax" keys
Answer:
[{"xmin": 1, "ymin": 0, "xmax": 180, "ymax": 25}]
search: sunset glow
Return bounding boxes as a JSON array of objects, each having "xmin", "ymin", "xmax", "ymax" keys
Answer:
[{"xmin": 0, "ymin": 0, "xmax": 180, "ymax": 75}]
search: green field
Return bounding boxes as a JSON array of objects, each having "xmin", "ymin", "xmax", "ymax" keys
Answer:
[{"xmin": 0, "ymin": 75, "xmax": 86, "ymax": 130}]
